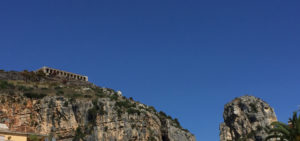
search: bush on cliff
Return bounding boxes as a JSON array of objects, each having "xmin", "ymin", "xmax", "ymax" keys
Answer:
[
  {"xmin": 24, "ymin": 92, "xmax": 46, "ymax": 99},
  {"xmin": 0, "ymin": 80, "xmax": 15, "ymax": 89}
]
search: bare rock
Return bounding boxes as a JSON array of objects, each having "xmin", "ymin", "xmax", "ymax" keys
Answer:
[{"xmin": 220, "ymin": 95, "xmax": 277, "ymax": 141}]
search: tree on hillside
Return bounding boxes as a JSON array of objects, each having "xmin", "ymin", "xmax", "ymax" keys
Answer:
[{"xmin": 265, "ymin": 112, "xmax": 300, "ymax": 141}]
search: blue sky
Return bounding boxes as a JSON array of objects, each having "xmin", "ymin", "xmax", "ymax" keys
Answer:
[{"xmin": 1, "ymin": 0, "xmax": 300, "ymax": 140}]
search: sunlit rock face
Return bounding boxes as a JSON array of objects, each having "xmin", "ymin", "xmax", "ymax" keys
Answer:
[
  {"xmin": 0, "ymin": 70, "xmax": 195, "ymax": 141},
  {"xmin": 220, "ymin": 95, "xmax": 277, "ymax": 141},
  {"xmin": 0, "ymin": 95, "xmax": 196, "ymax": 141}
]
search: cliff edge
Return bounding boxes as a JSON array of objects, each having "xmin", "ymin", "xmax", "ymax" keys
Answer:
[{"xmin": 0, "ymin": 70, "xmax": 195, "ymax": 141}]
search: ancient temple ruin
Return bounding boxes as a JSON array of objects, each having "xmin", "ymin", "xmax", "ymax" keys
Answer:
[{"xmin": 37, "ymin": 66, "xmax": 88, "ymax": 81}]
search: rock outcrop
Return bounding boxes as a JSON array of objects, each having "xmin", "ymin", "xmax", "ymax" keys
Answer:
[
  {"xmin": 0, "ymin": 70, "xmax": 195, "ymax": 141},
  {"xmin": 220, "ymin": 95, "xmax": 277, "ymax": 141}
]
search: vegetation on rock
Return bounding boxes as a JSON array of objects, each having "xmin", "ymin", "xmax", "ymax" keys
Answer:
[
  {"xmin": 266, "ymin": 112, "xmax": 300, "ymax": 141},
  {"xmin": 0, "ymin": 70, "xmax": 195, "ymax": 141}
]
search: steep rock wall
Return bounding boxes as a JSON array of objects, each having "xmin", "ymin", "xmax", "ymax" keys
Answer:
[
  {"xmin": 0, "ymin": 95, "xmax": 195, "ymax": 141},
  {"xmin": 220, "ymin": 96, "xmax": 277, "ymax": 141}
]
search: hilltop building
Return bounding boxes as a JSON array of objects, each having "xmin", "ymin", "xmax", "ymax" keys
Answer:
[{"xmin": 37, "ymin": 66, "xmax": 88, "ymax": 81}]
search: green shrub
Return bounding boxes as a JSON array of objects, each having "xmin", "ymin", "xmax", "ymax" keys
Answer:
[
  {"xmin": 173, "ymin": 118, "xmax": 182, "ymax": 128},
  {"xmin": 0, "ymin": 81, "xmax": 15, "ymax": 89},
  {"xmin": 36, "ymin": 70, "xmax": 45, "ymax": 78},
  {"xmin": 1, "ymin": 99, "xmax": 5, "ymax": 104},
  {"xmin": 21, "ymin": 70, "xmax": 44, "ymax": 81},
  {"xmin": 17, "ymin": 85, "xmax": 33, "ymax": 91},
  {"xmin": 54, "ymin": 86, "xmax": 62, "ymax": 90},
  {"xmin": 29, "ymin": 135, "xmax": 40, "ymax": 141},
  {"xmin": 96, "ymin": 92, "xmax": 106, "ymax": 98},
  {"xmin": 159, "ymin": 111, "xmax": 167, "ymax": 117},
  {"xmin": 87, "ymin": 108, "xmax": 97, "ymax": 124},
  {"xmin": 24, "ymin": 92, "xmax": 46, "ymax": 99},
  {"xmin": 249, "ymin": 103, "xmax": 258, "ymax": 113},
  {"xmin": 73, "ymin": 127, "xmax": 85, "ymax": 141},
  {"xmin": 117, "ymin": 108, "xmax": 123, "ymax": 118},
  {"xmin": 56, "ymin": 90, "xmax": 64, "ymax": 95},
  {"xmin": 84, "ymin": 95, "xmax": 92, "ymax": 98},
  {"xmin": 115, "ymin": 100, "xmax": 133, "ymax": 109},
  {"xmin": 63, "ymin": 101, "xmax": 69, "ymax": 107},
  {"xmin": 41, "ymin": 87, "xmax": 48, "ymax": 90},
  {"xmin": 87, "ymin": 101, "xmax": 106, "ymax": 125},
  {"xmin": 67, "ymin": 93, "xmax": 82, "ymax": 99},
  {"xmin": 109, "ymin": 93, "xmax": 118, "ymax": 101},
  {"xmin": 148, "ymin": 106, "xmax": 157, "ymax": 113},
  {"xmin": 148, "ymin": 136, "xmax": 156, "ymax": 141},
  {"xmin": 127, "ymin": 108, "xmax": 141, "ymax": 115}
]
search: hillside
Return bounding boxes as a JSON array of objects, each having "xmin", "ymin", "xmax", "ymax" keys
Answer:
[{"xmin": 0, "ymin": 70, "xmax": 195, "ymax": 141}]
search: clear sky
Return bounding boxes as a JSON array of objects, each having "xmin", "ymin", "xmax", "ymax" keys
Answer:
[{"xmin": 0, "ymin": 0, "xmax": 300, "ymax": 140}]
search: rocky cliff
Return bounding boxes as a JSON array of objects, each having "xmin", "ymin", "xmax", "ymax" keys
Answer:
[
  {"xmin": 0, "ymin": 70, "xmax": 195, "ymax": 141},
  {"xmin": 219, "ymin": 96, "xmax": 277, "ymax": 141}
]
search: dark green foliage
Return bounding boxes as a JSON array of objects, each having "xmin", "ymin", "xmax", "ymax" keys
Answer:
[
  {"xmin": 114, "ymin": 99, "xmax": 140, "ymax": 117},
  {"xmin": 17, "ymin": 85, "xmax": 33, "ymax": 91},
  {"xmin": 115, "ymin": 100, "xmax": 133, "ymax": 109},
  {"xmin": 129, "ymin": 97, "xmax": 133, "ymax": 101},
  {"xmin": 106, "ymin": 88, "xmax": 116, "ymax": 94},
  {"xmin": 104, "ymin": 126, "xmax": 108, "ymax": 132},
  {"xmin": 67, "ymin": 93, "xmax": 82, "ymax": 99},
  {"xmin": 24, "ymin": 92, "xmax": 46, "ymax": 99},
  {"xmin": 1, "ymin": 98, "xmax": 5, "ymax": 104},
  {"xmin": 93, "ymin": 87, "xmax": 107, "ymax": 98},
  {"xmin": 266, "ymin": 112, "xmax": 300, "ymax": 141},
  {"xmin": 116, "ymin": 108, "xmax": 123, "ymax": 118},
  {"xmin": 87, "ymin": 100, "xmax": 106, "ymax": 125},
  {"xmin": 182, "ymin": 128, "xmax": 190, "ymax": 132},
  {"xmin": 56, "ymin": 90, "xmax": 64, "ymax": 95},
  {"xmin": 0, "ymin": 80, "xmax": 15, "ymax": 89},
  {"xmin": 49, "ymin": 99, "xmax": 56, "ymax": 108},
  {"xmin": 256, "ymin": 125, "xmax": 263, "ymax": 131},
  {"xmin": 95, "ymin": 92, "xmax": 106, "ymax": 98},
  {"xmin": 87, "ymin": 108, "xmax": 97, "ymax": 123},
  {"xmin": 84, "ymin": 94, "xmax": 92, "ymax": 98},
  {"xmin": 148, "ymin": 106, "xmax": 157, "ymax": 113},
  {"xmin": 54, "ymin": 86, "xmax": 62, "ymax": 90},
  {"xmin": 73, "ymin": 127, "xmax": 85, "ymax": 141},
  {"xmin": 64, "ymin": 101, "xmax": 69, "ymax": 107},
  {"xmin": 174, "ymin": 118, "xmax": 182, "ymax": 128},
  {"xmin": 29, "ymin": 135, "xmax": 40, "ymax": 141},
  {"xmin": 147, "ymin": 128, "xmax": 156, "ymax": 141},
  {"xmin": 127, "ymin": 107, "xmax": 141, "ymax": 115},
  {"xmin": 109, "ymin": 93, "xmax": 119, "ymax": 101},
  {"xmin": 41, "ymin": 87, "xmax": 48, "ymax": 90},
  {"xmin": 21, "ymin": 70, "xmax": 45, "ymax": 81},
  {"xmin": 148, "ymin": 136, "xmax": 156, "ymax": 141},
  {"xmin": 159, "ymin": 111, "xmax": 167, "ymax": 117},
  {"xmin": 249, "ymin": 103, "xmax": 258, "ymax": 113},
  {"xmin": 36, "ymin": 70, "xmax": 46, "ymax": 78}
]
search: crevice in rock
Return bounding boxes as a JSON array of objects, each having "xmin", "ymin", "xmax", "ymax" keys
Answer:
[{"xmin": 160, "ymin": 118, "xmax": 170, "ymax": 141}]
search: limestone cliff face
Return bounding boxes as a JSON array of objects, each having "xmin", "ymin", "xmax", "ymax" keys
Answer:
[
  {"xmin": 0, "ymin": 95, "xmax": 195, "ymax": 141},
  {"xmin": 0, "ymin": 71, "xmax": 195, "ymax": 141},
  {"xmin": 219, "ymin": 96, "xmax": 277, "ymax": 141}
]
